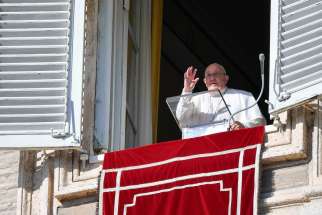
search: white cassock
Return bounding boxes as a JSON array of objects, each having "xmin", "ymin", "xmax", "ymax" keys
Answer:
[{"xmin": 175, "ymin": 88, "xmax": 265, "ymax": 139}]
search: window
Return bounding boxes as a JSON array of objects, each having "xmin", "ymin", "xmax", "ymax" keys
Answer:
[
  {"xmin": 94, "ymin": 0, "xmax": 152, "ymax": 151},
  {"xmin": 0, "ymin": 0, "xmax": 85, "ymax": 148},
  {"xmin": 269, "ymin": 0, "xmax": 322, "ymax": 114}
]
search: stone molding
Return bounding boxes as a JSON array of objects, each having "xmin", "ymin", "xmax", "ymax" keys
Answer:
[{"xmin": 262, "ymin": 107, "xmax": 314, "ymax": 165}]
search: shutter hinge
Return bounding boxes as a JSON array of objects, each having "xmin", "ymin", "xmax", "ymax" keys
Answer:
[
  {"xmin": 278, "ymin": 91, "xmax": 291, "ymax": 102},
  {"xmin": 123, "ymin": 0, "xmax": 130, "ymax": 11},
  {"xmin": 51, "ymin": 129, "xmax": 70, "ymax": 138}
]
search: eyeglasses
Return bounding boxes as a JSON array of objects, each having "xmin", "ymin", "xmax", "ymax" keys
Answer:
[{"xmin": 205, "ymin": 72, "xmax": 226, "ymax": 79}]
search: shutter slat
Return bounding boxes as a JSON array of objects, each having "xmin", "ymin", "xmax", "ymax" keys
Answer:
[
  {"xmin": 0, "ymin": 11, "xmax": 70, "ymax": 20},
  {"xmin": 282, "ymin": 10, "xmax": 322, "ymax": 31},
  {"xmin": 281, "ymin": 52, "xmax": 322, "ymax": 73},
  {"xmin": 0, "ymin": 3, "xmax": 69, "ymax": 12},
  {"xmin": 0, "ymin": 105, "xmax": 65, "ymax": 114},
  {"xmin": 0, "ymin": 63, "xmax": 67, "ymax": 71},
  {"xmin": 0, "ymin": 0, "xmax": 68, "ymax": 3},
  {"xmin": 0, "ymin": 3, "xmax": 69, "ymax": 6},
  {"xmin": 281, "ymin": 61, "xmax": 322, "ymax": 82},
  {"xmin": 281, "ymin": 71, "xmax": 322, "ymax": 91},
  {"xmin": 0, "ymin": 47, "xmax": 68, "ymax": 55},
  {"xmin": 281, "ymin": 27, "xmax": 322, "ymax": 48},
  {"xmin": 0, "ymin": 19, "xmax": 69, "ymax": 23},
  {"xmin": 0, "ymin": 122, "xmax": 65, "ymax": 131},
  {"xmin": 0, "ymin": 44, "xmax": 68, "ymax": 54},
  {"xmin": 0, "ymin": 113, "xmax": 65, "ymax": 123},
  {"xmin": 0, "ymin": 130, "xmax": 51, "ymax": 135},
  {"xmin": 0, "ymin": 79, "xmax": 66, "ymax": 88},
  {"xmin": 0, "ymin": 96, "xmax": 65, "ymax": 106},
  {"xmin": 282, "ymin": 1, "xmax": 322, "ymax": 22},
  {"xmin": 0, "ymin": 28, "xmax": 68, "ymax": 37},
  {"xmin": 0, "ymin": 37, "xmax": 68, "ymax": 46},
  {"xmin": 282, "ymin": 0, "xmax": 299, "ymax": 6},
  {"xmin": 281, "ymin": 36, "xmax": 322, "ymax": 59},
  {"xmin": 281, "ymin": 33, "xmax": 322, "ymax": 52},
  {"xmin": 0, "ymin": 71, "xmax": 66, "ymax": 80},
  {"xmin": 0, "ymin": 88, "xmax": 65, "ymax": 97},
  {"xmin": 282, "ymin": 0, "xmax": 321, "ymax": 14},
  {"xmin": 0, "ymin": 20, "xmax": 69, "ymax": 29},
  {"xmin": 281, "ymin": 43, "xmax": 322, "ymax": 64},
  {"xmin": 0, "ymin": 54, "xmax": 67, "ymax": 62},
  {"xmin": 0, "ymin": 45, "xmax": 67, "ymax": 49},
  {"xmin": 282, "ymin": 18, "xmax": 322, "ymax": 40}
]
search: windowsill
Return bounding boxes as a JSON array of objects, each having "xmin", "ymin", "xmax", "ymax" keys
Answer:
[
  {"xmin": 89, "ymin": 115, "xmax": 306, "ymax": 166},
  {"xmin": 89, "ymin": 106, "xmax": 313, "ymax": 166},
  {"xmin": 262, "ymin": 106, "xmax": 313, "ymax": 166}
]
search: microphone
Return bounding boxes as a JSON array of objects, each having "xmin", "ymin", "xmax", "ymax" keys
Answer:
[
  {"xmin": 259, "ymin": 53, "xmax": 265, "ymax": 84},
  {"xmin": 259, "ymin": 53, "xmax": 265, "ymax": 75},
  {"xmin": 217, "ymin": 89, "xmax": 235, "ymax": 123},
  {"xmin": 228, "ymin": 53, "xmax": 265, "ymax": 128}
]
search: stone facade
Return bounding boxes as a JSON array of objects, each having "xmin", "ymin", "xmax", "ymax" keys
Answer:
[
  {"xmin": 259, "ymin": 104, "xmax": 322, "ymax": 214},
  {"xmin": 0, "ymin": 151, "xmax": 20, "ymax": 215}
]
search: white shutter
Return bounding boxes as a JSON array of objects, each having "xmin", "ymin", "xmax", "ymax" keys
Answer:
[
  {"xmin": 0, "ymin": 0, "xmax": 85, "ymax": 149},
  {"xmin": 269, "ymin": 0, "xmax": 322, "ymax": 114}
]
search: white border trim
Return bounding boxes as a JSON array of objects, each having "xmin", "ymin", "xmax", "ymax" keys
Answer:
[
  {"xmin": 113, "ymin": 170, "xmax": 122, "ymax": 215},
  {"xmin": 236, "ymin": 150, "xmax": 244, "ymax": 215},
  {"xmin": 123, "ymin": 180, "xmax": 232, "ymax": 215},
  {"xmin": 253, "ymin": 144, "xmax": 261, "ymax": 215},
  {"xmin": 104, "ymin": 164, "xmax": 255, "ymax": 193},
  {"xmin": 99, "ymin": 170, "xmax": 105, "ymax": 215},
  {"xmin": 103, "ymin": 144, "xmax": 257, "ymax": 173}
]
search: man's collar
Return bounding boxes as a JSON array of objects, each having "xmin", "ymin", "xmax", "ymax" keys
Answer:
[{"xmin": 208, "ymin": 87, "xmax": 228, "ymax": 97}]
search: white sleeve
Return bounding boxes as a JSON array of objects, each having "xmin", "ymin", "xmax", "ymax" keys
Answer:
[
  {"xmin": 244, "ymin": 94, "xmax": 266, "ymax": 128},
  {"xmin": 175, "ymin": 91, "xmax": 195, "ymax": 127}
]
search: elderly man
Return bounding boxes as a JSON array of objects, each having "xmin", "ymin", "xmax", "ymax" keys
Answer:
[{"xmin": 176, "ymin": 63, "xmax": 265, "ymax": 139}]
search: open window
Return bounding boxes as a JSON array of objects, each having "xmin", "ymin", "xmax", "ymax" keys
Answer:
[
  {"xmin": 157, "ymin": 0, "xmax": 270, "ymax": 141},
  {"xmin": 269, "ymin": 0, "xmax": 322, "ymax": 114},
  {"xmin": 0, "ymin": 0, "xmax": 85, "ymax": 148}
]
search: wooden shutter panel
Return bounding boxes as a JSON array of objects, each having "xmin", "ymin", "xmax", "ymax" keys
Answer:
[
  {"xmin": 0, "ymin": 0, "xmax": 85, "ymax": 148},
  {"xmin": 269, "ymin": 0, "xmax": 322, "ymax": 113}
]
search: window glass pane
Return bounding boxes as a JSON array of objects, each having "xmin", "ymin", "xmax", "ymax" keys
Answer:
[{"xmin": 125, "ymin": 1, "xmax": 140, "ymax": 148}]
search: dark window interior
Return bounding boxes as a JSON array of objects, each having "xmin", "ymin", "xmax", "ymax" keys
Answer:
[{"xmin": 157, "ymin": 0, "xmax": 270, "ymax": 142}]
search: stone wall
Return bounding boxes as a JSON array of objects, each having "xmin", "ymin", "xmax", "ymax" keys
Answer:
[{"xmin": 0, "ymin": 151, "xmax": 20, "ymax": 215}]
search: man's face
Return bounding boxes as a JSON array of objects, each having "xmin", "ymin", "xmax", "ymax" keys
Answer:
[{"xmin": 203, "ymin": 64, "xmax": 229, "ymax": 91}]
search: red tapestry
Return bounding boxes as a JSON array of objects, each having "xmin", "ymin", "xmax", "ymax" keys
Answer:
[{"xmin": 99, "ymin": 126, "xmax": 264, "ymax": 215}]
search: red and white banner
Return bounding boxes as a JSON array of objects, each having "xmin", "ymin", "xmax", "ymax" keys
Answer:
[{"xmin": 99, "ymin": 126, "xmax": 264, "ymax": 215}]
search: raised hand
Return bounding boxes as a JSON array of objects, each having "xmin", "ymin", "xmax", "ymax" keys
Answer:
[{"xmin": 183, "ymin": 66, "xmax": 199, "ymax": 93}]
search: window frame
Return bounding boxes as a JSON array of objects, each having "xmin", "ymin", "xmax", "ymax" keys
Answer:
[
  {"xmin": 93, "ymin": 0, "xmax": 128, "ymax": 152},
  {"xmin": 93, "ymin": 0, "xmax": 153, "ymax": 152}
]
